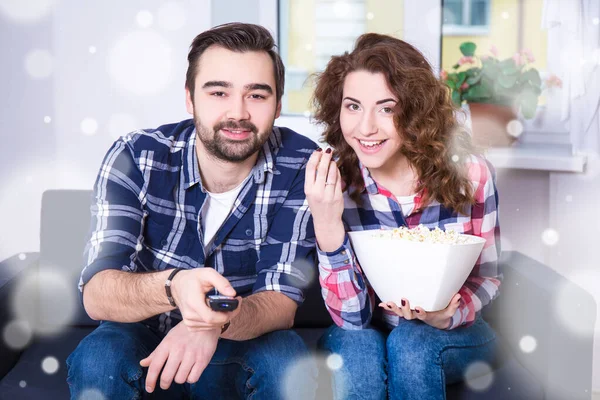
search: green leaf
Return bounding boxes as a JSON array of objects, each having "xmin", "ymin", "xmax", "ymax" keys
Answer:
[
  {"xmin": 452, "ymin": 63, "xmax": 460, "ymax": 69},
  {"xmin": 519, "ymin": 90, "xmax": 539, "ymax": 119},
  {"xmin": 466, "ymin": 73, "xmax": 482, "ymax": 85},
  {"xmin": 457, "ymin": 71, "xmax": 467, "ymax": 87},
  {"xmin": 452, "ymin": 90, "xmax": 462, "ymax": 106},
  {"xmin": 497, "ymin": 74, "xmax": 518, "ymax": 89},
  {"xmin": 463, "ymin": 84, "xmax": 492, "ymax": 102},
  {"xmin": 459, "ymin": 42, "xmax": 477, "ymax": 57},
  {"xmin": 522, "ymin": 68, "xmax": 542, "ymax": 87},
  {"xmin": 446, "ymin": 79, "xmax": 458, "ymax": 90}
]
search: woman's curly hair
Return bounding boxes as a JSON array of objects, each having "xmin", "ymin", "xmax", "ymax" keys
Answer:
[{"xmin": 312, "ymin": 33, "xmax": 478, "ymax": 213}]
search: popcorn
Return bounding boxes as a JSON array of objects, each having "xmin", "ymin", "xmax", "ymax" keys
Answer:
[{"xmin": 374, "ymin": 224, "xmax": 476, "ymax": 244}]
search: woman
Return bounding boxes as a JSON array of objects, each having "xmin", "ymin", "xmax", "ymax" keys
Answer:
[{"xmin": 305, "ymin": 33, "xmax": 501, "ymax": 400}]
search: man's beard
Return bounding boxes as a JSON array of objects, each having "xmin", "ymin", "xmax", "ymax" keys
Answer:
[{"xmin": 194, "ymin": 114, "xmax": 273, "ymax": 163}]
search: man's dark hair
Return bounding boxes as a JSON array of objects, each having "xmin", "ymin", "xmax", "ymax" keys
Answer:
[{"xmin": 186, "ymin": 22, "xmax": 285, "ymax": 103}]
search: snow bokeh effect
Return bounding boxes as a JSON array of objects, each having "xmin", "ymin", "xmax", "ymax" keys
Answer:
[
  {"xmin": 19, "ymin": 380, "xmax": 26, "ymax": 388},
  {"xmin": 0, "ymin": 0, "xmax": 55, "ymax": 23},
  {"xmin": 506, "ymin": 120, "xmax": 524, "ymax": 138},
  {"xmin": 326, "ymin": 353, "xmax": 344, "ymax": 371},
  {"xmin": 81, "ymin": 118, "xmax": 99, "ymax": 136},
  {"xmin": 541, "ymin": 228, "xmax": 560, "ymax": 247},
  {"xmin": 282, "ymin": 353, "xmax": 328, "ymax": 400},
  {"xmin": 11, "ymin": 268, "xmax": 77, "ymax": 336},
  {"xmin": 135, "ymin": 10, "xmax": 153, "ymax": 29},
  {"xmin": 24, "ymin": 49, "xmax": 54, "ymax": 79},
  {"xmin": 291, "ymin": 257, "xmax": 317, "ymax": 289},
  {"xmin": 463, "ymin": 361, "xmax": 494, "ymax": 392},
  {"xmin": 107, "ymin": 31, "xmax": 173, "ymax": 96},
  {"xmin": 77, "ymin": 389, "xmax": 106, "ymax": 400},
  {"xmin": 2, "ymin": 320, "xmax": 33, "ymax": 350},
  {"xmin": 41, "ymin": 356, "xmax": 59, "ymax": 374},
  {"xmin": 519, "ymin": 335, "xmax": 537, "ymax": 353}
]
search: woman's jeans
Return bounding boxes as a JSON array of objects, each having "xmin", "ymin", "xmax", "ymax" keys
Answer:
[
  {"xmin": 66, "ymin": 321, "xmax": 317, "ymax": 400},
  {"xmin": 318, "ymin": 317, "xmax": 497, "ymax": 400}
]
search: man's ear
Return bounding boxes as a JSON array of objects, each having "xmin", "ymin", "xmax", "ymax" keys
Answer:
[
  {"xmin": 275, "ymin": 101, "xmax": 282, "ymax": 120},
  {"xmin": 185, "ymin": 87, "xmax": 194, "ymax": 115}
]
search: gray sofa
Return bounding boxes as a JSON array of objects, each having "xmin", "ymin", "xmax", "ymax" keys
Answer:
[{"xmin": 0, "ymin": 190, "xmax": 596, "ymax": 399}]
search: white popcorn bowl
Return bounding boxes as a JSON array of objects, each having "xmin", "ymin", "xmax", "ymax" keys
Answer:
[{"xmin": 347, "ymin": 229, "xmax": 486, "ymax": 312}]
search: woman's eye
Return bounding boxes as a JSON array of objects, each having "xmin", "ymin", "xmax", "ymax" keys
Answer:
[
  {"xmin": 348, "ymin": 104, "xmax": 360, "ymax": 111},
  {"xmin": 382, "ymin": 107, "xmax": 393, "ymax": 114}
]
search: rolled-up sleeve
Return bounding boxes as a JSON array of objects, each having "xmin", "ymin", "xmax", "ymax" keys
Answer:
[{"xmin": 79, "ymin": 139, "xmax": 145, "ymax": 294}]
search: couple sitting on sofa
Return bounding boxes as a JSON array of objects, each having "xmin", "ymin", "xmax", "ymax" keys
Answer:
[{"xmin": 67, "ymin": 23, "xmax": 501, "ymax": 400}]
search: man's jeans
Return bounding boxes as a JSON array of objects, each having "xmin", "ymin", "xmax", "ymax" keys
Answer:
[
  {"xmin": 318, "ymin": 317, "xmax": 497, "ymax": 400},
  {"xmin": 66, "ymin": 321, "xmax": 317, "ymax": 399}
]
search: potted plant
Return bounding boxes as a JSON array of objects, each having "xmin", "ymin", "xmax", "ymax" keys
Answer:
[{"xmin": 441, "ymin": 42, "xmax": 543, "ymax": 147}]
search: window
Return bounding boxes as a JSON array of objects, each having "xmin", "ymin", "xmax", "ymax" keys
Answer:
[
  {"xmin": 277, "ymin": 0, "xmax": 409, "ymax": 115},
  {"xmin": 443, "ymin": 0, "xmax": 491, "ymax": 36}
]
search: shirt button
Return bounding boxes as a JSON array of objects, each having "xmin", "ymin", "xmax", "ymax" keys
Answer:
[
  {"xmin": 161, "ymin": 239, "xmax": 168, "ymax": 247},
  {"xmin": 343, "ymin": 259, "xmax": 350, "ymax": 264},
  {"xmin": 341, "ymin": 250, "xmax": 347, "ymax": 255},
  {"xmin": 245, "ymin": 229, "xmax": 253, "ymax": 236}
]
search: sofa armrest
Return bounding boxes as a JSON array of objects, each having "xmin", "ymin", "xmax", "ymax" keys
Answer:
[
  {"xmin": 484, "ymin": 251, "xmax": 596, "ymax": 400},
  {"xmin": 0, "ymin": 252, "xmax": 40, "ymax": 379}
]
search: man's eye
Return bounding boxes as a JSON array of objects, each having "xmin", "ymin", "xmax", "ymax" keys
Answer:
[
  {"xmin": 250, "ymin": 94, "xmax": 266, "ymax": 100},
  {"xmin": 211, "ymin": 92, "xmax": 226, "ymax": 97}
]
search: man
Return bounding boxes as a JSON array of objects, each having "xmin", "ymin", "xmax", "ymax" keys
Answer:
[{"xmin": 67, "ymin": 23, "xmax": 318, "ymax": 399}]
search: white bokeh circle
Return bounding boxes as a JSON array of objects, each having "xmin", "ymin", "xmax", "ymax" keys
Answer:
[
  {"xmin": 136, "ymin": 10, "xmax": 153, "ymax": 28},
  {"xmin": 464, "ymin": 361, "xmax": 494, "ymax": 392},
  {"xmin": 12, "ymin": 268, "xmax": 78, "ymax": 336},
  {"xmin": 326, "ymin": 353, "xmax": 344, "ymax": 371},
  {"xmin": 108, "ymin": 113, "xmax": 138, "ymax": 139},
  {"xmin": 3, "ymin": 320, "xmax": 33, "ymax": 350},
  {"xmin": 541, "ymin": 228, "xmax": 559, "ymax": 247},
  {"xmin": 366, "ymin": 12, "xmax": 374, "ymax": 20},
  {"xmin": 19, "ymin": 380, "xmax": 27, "ymax": 388},
  {"xmin": 554, "ymin": 269, "xmax": 600, "ymax": 338},
  {"xmin": 44, "ymin": 116, "xmax": 52, "ymax": 124},
  {"xmin": 0, "ymin": 0, "xmax": 55, "ymax": 23},
  {"xmin": 282, "ymin": 354, "xmax": 322, "ymax": 400},
  {"xmin": 519, "ymin": 335, "xmax": 537, "ymax": 353},
  {"xmin": 81, "ymin": 118, "xmax": 99, "ymax": 136},
  {"xmin": 77, "ymin": 388, "xmax": 106, "ymax": 400},
  {"xmin": 41, "ymin": 356, "xmax": 59, "ymax": 374},
  {"xmin": 24, "ymin": 49, "xmax": 54, "ymax": 79},
  {"xmin": 157, "ymin": 2, "xmax": 187, "ymax": 31},
  {"xmin": 89, "ymin": 46, "xmax": 97, "ymax": 54},
  {"xmin": 506, "ymin": 120, "xmax": 524, "ymax": 138},
  {"xmin": 108, "ymin": 31, "xmax": 173, "ymax": 96}
]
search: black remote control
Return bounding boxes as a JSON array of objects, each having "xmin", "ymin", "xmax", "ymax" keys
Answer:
[{"xmin": 207, "ymin": 295, "xmax": 239, "ymax": 312}]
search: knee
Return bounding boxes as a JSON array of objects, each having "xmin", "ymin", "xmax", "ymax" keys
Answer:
[
  {"xmin": 319, "ymin": 325, "xmax": 386, "ymax": 360},
  {"xmin": 386, "ymin": 322, "xmax": 438, "ymax": 373},
  {"xmin": 67, "ymin": 326, "xmax": 143, "ymax": 384}
]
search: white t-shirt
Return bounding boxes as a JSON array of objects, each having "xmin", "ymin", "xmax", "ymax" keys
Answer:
[
  {"xmin": 395, "ymin": 193, "xmax": 417, "ymax": 217},
  {"xmin": 201, "ymin": 178, "xmax": 247, "ymax": 252}
]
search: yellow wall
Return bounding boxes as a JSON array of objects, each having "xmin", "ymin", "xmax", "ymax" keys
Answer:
[{"xmin": 366, "ymin": 0, "xmax": 404, "ymax": 38}]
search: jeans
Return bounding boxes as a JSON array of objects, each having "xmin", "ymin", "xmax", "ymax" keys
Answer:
[
  {"xmin": 319, "ymin": 317, "xmax": 497, "ymax": 400},
  {"xmin": 66, "ymin": 321, "xmax": 317, "ymax": 400}
]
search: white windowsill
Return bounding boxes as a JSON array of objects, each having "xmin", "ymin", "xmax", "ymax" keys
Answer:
[{"xmin": 485, "ymin": 142, "xmax": 587, "ymax": 173}]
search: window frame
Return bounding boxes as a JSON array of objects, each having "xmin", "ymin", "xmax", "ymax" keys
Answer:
[{"xmin": 442, "ymin": 0, "xmax": 491, "ymax": 36}]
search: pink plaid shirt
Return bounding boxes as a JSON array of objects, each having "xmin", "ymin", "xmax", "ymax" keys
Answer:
[{"xmin": 318, "ymin": 155, "xmax": 502, "ymax": 330}]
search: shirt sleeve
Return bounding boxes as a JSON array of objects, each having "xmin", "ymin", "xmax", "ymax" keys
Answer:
[
  {"xmin": 447, "ymin": 158, "xmax": 502, "ymax": 330},
  {"xmin": 79, "ymin": 138, "xmax": 145, "ymax": 295},
  {"xmin": 251, "ymin": 160, "xmax": 318, "ymax": 304},
  {"xmin": 317, "ymin": 235, "xmax": 375, "ymax": 330}
]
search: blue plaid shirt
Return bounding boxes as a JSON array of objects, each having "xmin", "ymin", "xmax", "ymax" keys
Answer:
[{"xmin": 80, "ymin": 119, "xmax": 318, "ymax": 332}]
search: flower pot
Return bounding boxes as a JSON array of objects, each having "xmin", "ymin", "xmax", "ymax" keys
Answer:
[{"xmin": 467, "ymin": 103, "xmax": 518, "ymax": 147}]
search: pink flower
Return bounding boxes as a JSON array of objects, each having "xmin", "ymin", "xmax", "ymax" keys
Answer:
[
  {"xmin": 522, "ymin": 48, "xmax": 535, "ymax": 63},
  {"xmin": 460, "ymin": 82, "xmax": 469, "ymax": 90},
  {"xmin": 512, "ymin": 53, "xmax": 522, "ymax": 66},
  {"xmin": 490, "ymin": 45, "xmax": 499, "ymax": 57},
  {"xmin": 440, "ymin": 70, "xmax": 448, "ymax": 80},
  {"xmin": 458, "ymin": 56, "xmax": 475, "ymax": 66},
  {"xmin": 545, "ymin": 74, "xmax": 563, "ymax": 88},
  {"xmin": 480, "ymin": 54, "xmax": 490, "ymax": 61}
]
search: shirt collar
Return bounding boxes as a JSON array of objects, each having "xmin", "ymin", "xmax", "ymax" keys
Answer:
[{"xmin": 182, "ymin": 126, "xmax": 278, "ymax": 190}]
